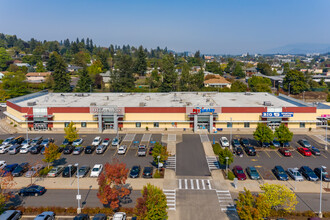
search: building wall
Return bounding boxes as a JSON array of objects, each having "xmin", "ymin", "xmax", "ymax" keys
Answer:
[
  {"xmin": 53, "ymin": 113, "xmax": 94, "ymax": 121},
  {"xmin": 124, "ymin": 113, "xmax": 186, "ymax": 121}
]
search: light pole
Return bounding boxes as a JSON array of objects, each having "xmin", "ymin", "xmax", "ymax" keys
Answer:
[
  {"xmin": 225, "ymin": 156, "xmax": 229, "ymax": 178},
  {"xmin": 325, "ymin": 118, "xmax": 328, "ymax": 151},
  {"xmin": 230, "ymin": 117, "xmax": 232, "ymax": 150},
  {"xmin": 319, "ymin": 165, "xmax": 326, "ymax": 218},
  {"xmin": 157, "ymin": 155, "xmax": 160, "ymax": 173},
  {"xmin": 76, "ymin": 163, "xmax": 81, "ymax": 214}
]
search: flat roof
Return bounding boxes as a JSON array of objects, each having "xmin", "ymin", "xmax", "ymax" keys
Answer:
[{"xmin": 10, "ymin": 91, "xmax": 308, "ymax": 108}]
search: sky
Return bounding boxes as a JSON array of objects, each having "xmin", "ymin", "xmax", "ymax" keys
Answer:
[{"xmin": 1, "ymin": 0, "xmax": 330, "ymax": 54}]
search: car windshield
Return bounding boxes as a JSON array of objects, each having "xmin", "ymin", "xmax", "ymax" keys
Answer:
[
  {"xmin": 237, "ymin": 169, "xmax": 244, "ymax": 174},
  {"xmin": 277, "ymin": 168, "xmax": 285, "ymax": 174},
  {"xmin": 79, "ymin": 168, "xmax": 86, "ymax": 172},
  {"xmin": 303, "ymin": 140, "xmax": 310, "ymax": 145},
  {"xmin": 74, "ymin": 139, "xmax": 80, "ymax": 142},
  {"xmin": 92, "ymin": 168, "xmax": 99, "ymax": 171},
  {"xmin": 132, "ymin": 167, "xmax": 139, "ymax": 172},
  {"xmin": 113, "ymin": 138, "xmax": 118, "ymax": 142},
  {"xmin": 4, "ymin": 166, "xmax": 13, "ymax": 171},
  {"xmin": 4, "ymin": 138, "xmax": 12, "ymax": 142},
  {"xmin": 22, "ymin": 140, "xmax": 29, "ymax": 144},
  {"xmin": 285, "ymin": 150, "xmax": 290, "ymax": 153},
  {"xmin": 243, "ymin": 140, "xmax": 249, "ymax": 144}
]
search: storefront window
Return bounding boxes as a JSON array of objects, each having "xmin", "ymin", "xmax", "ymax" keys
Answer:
[
  {"xmin": 244, "ymin": 122, "xmax": 250, "ymax": 128},
  {"xmin": 154, "ymin": 122, "xmax": 159, "ymax": 128},
  {"xmin": 227, "ymin": 122, "xmax": 232, "ymax": 128},
  {"xmin": 64, "ymin": 122, "xmax": 70, "ymax": 127},
  {"xmin": 81, "ymin": 122, "xmax": 87, "ymax": 127},
  {"xmin": 136, "ymin": 122, "xmax": 141, "ymax": 128},
  {"xmin": 300, "ymin": 122, "xmax": 305, "ymax": 128}
]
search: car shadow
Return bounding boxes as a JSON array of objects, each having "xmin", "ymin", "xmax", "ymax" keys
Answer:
[
  {"xmin": 81, "ymin": 185, "xmax": 93, "ymax": 208},
  {"xmin": 53, "ymin": 158, "xmax": 67, "ymax": 166},
  {"xmin": 6, "ymin": 192, "xmax": 24, "ymax": 208}
]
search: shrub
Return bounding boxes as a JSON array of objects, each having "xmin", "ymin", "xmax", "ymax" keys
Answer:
[
  {"xmin": 146, "ymin": 126, "xmax": 149, "ymax": 131},
  {"xmin": 0, "ymin": 140, "xmax": 3, "ymax": 144},
  {"xmin": 10, "ymin": 122, "xmax": 13, "ymax": 125},
  {"xmin": 153, "ymin": 169, "xmax": 164, "ymax": 178},
  {"xmin": 309, "ymin": 127, "xmax": 312, "ymax": 131},
  {"xmin": 270, "ymin": 145, "xmax": 276, "ymax": 149},
  {"xmin": 212, "ymin": 143, "xmax": 222, "ymax": 155},
  {"xmin": 14, "ymin": 124, "xmax": 17, "ymax": 127},
  {"xmin": 39, "ymin": 166, "xmax": 53, "ymax": 176},
  {"xmin": 227, "ymin": 170, "xmax": 235, "ymax": 180},
  {"xmin": 302, "ymin": 210, "xmax": 316, "ymax": 217}
]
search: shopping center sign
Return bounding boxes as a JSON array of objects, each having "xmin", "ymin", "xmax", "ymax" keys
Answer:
[
  {"xmin": 262, "ymin": 112, "xmax": 294, "ymax": 118},
  {"xmin": 321, "ymin": 114, "xmax": 330, "ymax": 118},
  {"xmin": 187, "ymin": 107, "xmax": 221, "ymax": 115},
  {"xmin": 90, "ymin": 106, "xmax": 125, "ymax": 115}
]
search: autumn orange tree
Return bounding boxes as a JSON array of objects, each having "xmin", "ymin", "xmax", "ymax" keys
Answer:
[
  {"xmin": 0, "ymin": 170, "xmax": 16, "ymax": 213},
  {"xmin": 97, "ymin": 160, "xmax": 130, "ymax": 210}
]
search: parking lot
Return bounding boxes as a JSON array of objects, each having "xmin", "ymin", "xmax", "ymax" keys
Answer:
[
  {"xmin": 209, "ymin": 133, "xmax": 330, "ymax": 181},
  {"xmin": 0, "ymin": 133, "xmax": 163, "ymax": 178}
]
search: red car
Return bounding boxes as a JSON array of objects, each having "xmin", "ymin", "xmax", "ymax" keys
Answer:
[
  {"xmin": 279, "ymin": 148, "xmax": 291, "ymax": 157},
  {"xmin": 233, "ymin": 166, "xmax": 247, "ymax": 180},
  {"xmin": 297, "ymin": 147, "xmax": 311, "ymax": 156}
]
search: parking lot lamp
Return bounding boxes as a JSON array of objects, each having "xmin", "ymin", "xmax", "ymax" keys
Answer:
[
  {"xmin": 225, "ymin": 157, "xmax": 229, "ymax": 178},
  {"xmin": 230, "ymin": 117, "xmax": 232, "ymax": 150},
  {"xmin": 319, "ymin": 165, "xmax": 326, "ymax": 218},
  {"xmin": 325, "ymin": 119, "xmax": 328, "ymax": 151},
  {"xmin": 76, "ymin": 163, "xmax": 81, "ymax": 214},
  {"xmin": 157, "ymin": 155, "xmax": 160, "ymax": 172}
]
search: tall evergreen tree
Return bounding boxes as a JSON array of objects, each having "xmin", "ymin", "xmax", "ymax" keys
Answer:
[
  {"xmin": 194, "ymin": 69, "xmax": 205, "ymax": 89},
  {"xmin": 46, "ymin": 52, "xmax": 57, "ymax": 71},
  {"xmin": 110, "ymin": 54, "xmax": 134, "ymax": 92},
  {"xmin": 52, "ymin": 53, "xmax": 71, "ymax": 92},
  {"xmin": 179, "ymin": 63, "xmax": 191, "ymax": 91},
  {"xmin": 134, "ymin": 45, "xmax": 147, "ymax": 76},
  {"xmin": 159, "ymin": 54, "xmax": 177, "ymax": 92},
  {"xmin": 76, "ymin": 68, "xmax": 93, "ymax": 92}
]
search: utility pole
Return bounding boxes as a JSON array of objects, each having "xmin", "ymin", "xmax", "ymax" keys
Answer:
[
  {"xmin": 319, "ymin": 166, "xmax": 326, "ymax": 218},
  {"xmin": 326, "ymin": 118, "xmax": 328, "ymax": 151},
  {"xmin": 230, "ymin": 117, "xmax": 233, "ymax": 150},
  {"xmin": 76, "ymin": 163, "xmax": 81, "ymax": 214}
]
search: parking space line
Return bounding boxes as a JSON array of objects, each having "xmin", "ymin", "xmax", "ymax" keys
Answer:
[
  {"xmin": 321, "ymin": 154, "xmax": 327, "ymax": 159},
  {"xmin": 190, "ymin": 179, "xmax": 194, "ymax": 190},
  {"xmin": 113, "ymin": 148, "xmax": 118, "ymax": 156},
  {"xmin": 179, "ymin": 179, "xmax": 182, "ymax": 189},
  {"xmin": 275, "ymin": 150, "xmax": 282, "ymax": 158},
  {"xmin": 296, "ymin": 150, "xmax": 305, "ymax": 158},
  {"xmin": 196, "ymin": 180, "xmax": 200, "ymax": 189},
  {"xmin": 185, "ymin": 179, "xmax": 188, "ymax": 189},
  {"xmin": 264, "ymin": 151, "xmax": 271, "ymax": 158},
  {"xmin": 202, "ymin": 180, "xmax": 205, "ymax": 189},
  {"xmin": 207, "ymin": 179, "xmax": 211, "ymax": 189}
]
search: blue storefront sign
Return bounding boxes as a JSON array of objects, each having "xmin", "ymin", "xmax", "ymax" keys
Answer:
[{"xmin": 262, "ymin": 112, "xmax": 294, "ymax": 118}]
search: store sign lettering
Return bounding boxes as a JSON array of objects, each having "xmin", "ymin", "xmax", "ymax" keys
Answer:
[
  {"xmin": 321, "ymin": 114, "xmax": 330, "ymax": 118},
  {"xmin": 192, "ymin": 107, "xmax": 215, "ymax": 114},
  {"xmin": 262, "ymin": 112, "xmax": 294, "ymax": 118},
  {"xmin": 90, "ymin": 106, "xmax": 124, "ymax": 114}
]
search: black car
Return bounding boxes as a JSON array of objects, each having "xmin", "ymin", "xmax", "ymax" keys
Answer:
[
  {"xmin": 299, "ymin": 166, "xmax": 318, "ymax": 181},
  {"xmin": 63, "ymin": 145, "xmax": 74, "ymax": 154},
  {"xmin": 273, "ymin": 166, "xmax": 289, "ymax": 181},
  {"xmin": 30, "ymin": 145, "xmax": 43, "ymax": 154},
  {"xmin": 62, "ymin": 165, "xmax": 77, "ymax": 177},
  {"xmin": 142, "ymin": 167, "xmax": 153, "ymax": 178},
  {"xmin": 232, "ymin": 139, "xmax": 241, "ymax": 148},
  {"xmin": 234, "ymin": 147, "xmax": 243, "ymax": 156},
  {"xmin": 1, "ymin": 164, "xmax": 18, "ymax": 176},
  {"xmin": 74, "ymin": 214, "xmax": 90, "ymax": 220},
  {"xmin": 10, "ymin": 136, "xmax": 25, "ymax": 145},
  {"xmin": 149, "ymin": 146, "xmax": 154, "ymax": 155},
  {"xmin": 12, "ymin": 162, "xmax": 29, "ymax": 177},
  {"xmin": 18, "ymin": 185, "xmax": 46, "ymax": 196},
  {"xmin": 260, "ymin": 142, "xmax": 270, "ymax": 148},
  {"xmin": 282, "ymin": 142, "xmax": 290, "ymax": 148},
  {"xmin": 85, "ymin": 145, "xmax": 96, "ymax": 154},
  {"xmin": 92, "ymin": 213, "xmax": 107, "ymax": 220},
  {"xmin": 129, "ymin": 165, "xmax": 141, "ymax": 178},
  {"xmin": 244, "ymin": 146, "xmax": 256, "ymax": 156},
  {"xmin": 240, "ymin": 138, "xmax": 250, "ymax": 147},
  {"xmin": 310, "ymin": 147, "xmax": 321, "ymax": 156},
  {"xmin": 314, "ymin": 167, "xmax": 330, "ymax": 182},
  {"xmin": 298, "ymin": 139, "xmax": 311, "ymax": 148}
]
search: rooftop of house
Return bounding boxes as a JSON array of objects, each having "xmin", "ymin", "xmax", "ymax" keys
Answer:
[
  {"xmin": 204, "ymin": 75, "xmax": 231, "ymax": 84},
  {"xmin": 26, "ymin": 72, "xmax": 52, "ymax": 77}
]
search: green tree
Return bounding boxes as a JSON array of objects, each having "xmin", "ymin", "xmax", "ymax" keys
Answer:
[
  {"xmin": 52, "ymin": 53, "xmax": 71, "ymax": 92},
  {"xmin": 253, "ymin": 123, "xmax": 274, "ymax": 143},
  {"xmin": 111, "ymin": 54, "xmax": 134, "ymax": 92},
  {"xmin": 152, "ymin": 142, "xmax": 169, "ymax": 165},
  {"xmin": 76, "ymin": 68, "xmax": 93, "ymax": 92},
  {"xmin": 179, "ymin": 64, "xmax": 191, "ymax": 91},
  {"xmin": 231, "ymin": 80, "xmax": 247, "ymax": 92},
  {"xmin": 0, "ymin": 85, "xmax": 9, "ymax": 103},
  {"xmin": 135, "ymin": 183, "xmax": 168, "ymax": 220},
  {"xmin": 248, "ymin": 76, "xmax": 272, "ymax": 92},
  {"xmin": 64, "ymin": 122, "xmax": 79, "ymax": 143},
  {"xmin": 233, "ymin": 63, "xmax": 245, "ymax": 78},
  {"xmin": 283, "ymin": 63, "xmax": 290, "ymax": 74},
  {"xmin": 2, "ymin": 71, "xmax": 27, "ymax": 97},
  {"xmin": 218, "ymin": 147, "xmax": 234, "ymax": 166},
  {"xmin": 274, "ymin": 124, "xmax": 293, "ymax": 144},
  {"xmin": 257, "ymin": 63, "xmax": 273, "ymax": 76},
  {"xmin": 260, "ymin": 183, "xmax": 298, "ymax": 211},
  {"xmin": 42, "ymin": 143, "xmax": 61, "ymax": 168},
  {"xmin": 134, "ymin": 45, "xmax": 147, "ymax": 76},
  {"xmin": 193, "ymin": 69, "xmax": 205, "ymax": 89},
  {"xmin": 283, "ymin": 70, "xmax": 308, "ymax": 94},
  {"xmin": 87, "ymin": 60, "xmax": 103, "ymax": 76},
  {"xmin": 0, "ymin": 47, "xmax": 11, "ymax": 71},
  {"xmin": 327, "ymin": 93, "xmax": 330, "ymax": 102},
  {"xmin": 36, "ymin": 61, "xmax": 46, "ymax": 72},
  {"xmin": 205, "ymin": 61, "xmax": 222, "ymax": 75},
  {"xmin": 159, "ymin": 54, "xmax": 177, "ymax": 92},
  {"xmin": 46, "ymin": 52, "xmax": 57, "ymax": 71}
]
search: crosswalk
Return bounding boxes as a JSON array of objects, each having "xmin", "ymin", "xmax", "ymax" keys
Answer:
[
  {"xmin": 178, "ymin": 179, "xmax": 213, "ymax": 190},
  {"xmin": 166, "ymin": 155, "xmax": 176, "ymax": 171},
  {"xmin": 163, "ymin": 189, "xmax": 176, "ymax": 211},
  {"xmin": 314, "ymin": 135, "xmax": 329, "ymax": 144},
  {"xmin": 168, "ymin": 134, "xmax": 176, "ymax": 142},
  {"xmin": 216, "ymin": 190, "xmax": 236, "ymax": 212},
  {"xmin": 141, "ymin": 133, "xmax": 152, "ymax": 142},
  {"xmin": 206, "ymin": 156, "xmax": 220, "ymax": 171},
  {"xmin": 200, "ymin": 134, "xmax": 210, "ymax": 143},
  {"xmin": 122, "ymin": 133, "xmax": 136, "ymax": 142}
]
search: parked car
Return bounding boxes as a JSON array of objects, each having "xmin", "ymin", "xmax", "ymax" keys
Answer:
[
  {"xmin": 260, "ymin": 142, "xmax": 270, "ymax": 148},
  {"xmin": 47, "ymin": 166, "xmax": 64, "ymax": 177},
  {"xmin": 63, "ymin": 145, "xmax": 74, "ymax": 154},
  {"xmin": 233, "ymin": 166, "xmax": 247, "ymax": 180},
  {"xmin": 92, "ymin": 137, "xmax": 102, "ymax": 146},
  {"xmin": 85, "ymin": 145, "xmax": 96, "ymax": 154},
  {"xmin": 232, "ymin": 139, "xmax": 241, "ymax": 148},
  {"xmin": 149, "ymin": 146, "xmax": 154, "ymax": 155},
  {"xmin": 220, "ymin": 137, "xmax": 229, "ymax": 147},
  {"xmin": 278, "ymin": 148, "xmax": 291, "ymax": 157},
  {"xmin": 9, "ymin": 144, "xmax": 22, "ymax": 155},
  {"xmin": 62, "ymin": 139, "xmax": 70, "ymax": 146},
  {"xmin": 299, "ymin": 166, "xmax": 318, "ymax": 181},
  {"xmin": 129, "ymin": 165, "xmax": 141, "ymax": 178},
  {"xmin": 74, "ymin": 214, "xmax": 90, "ymax": 220},
  {"xmin": 40, "ymin": 145, "xmax": 48, "ymax": 155},
  {"xmin": 244, "ymin": 146, "xmax": 256, "ymax": 156},
  {"xmin": 234, "ymin": 147, "xmax": 243, "ymax": 156},
  {"xmin": 0, "ymin": 210, "xmax": 22, "ymax": 220},
  {"xmin": 73, "ymin": 146, "xmax": 84, "ymax": 155},
  {"xmin": 297, "ymin": 147, "xmax": 312, "ymax": 156},
  {"xmin": 72, "ymin": 138, "xmax": 84, "ymax": 146},
  {"xmin": 90, "ymin": 164, "xmax": 103, "ymax": 177},
  {"xmin": 34, "ymin": 211, "xmax": 55, "ymax": 220},
  {"xmin": 9, "ymin": 136, "xmax": 25, "ymax": 146},
  {"xmin": 31, "ymin": 137, "xmax": 43, "ymax": 146},
  {"xmin": 138, "ymin": 145, "xmax": 147, "ymax": 156},
  {"xmin": 62, "ymin": 164, "xmax": 77, "ymax": 177},
  {"xmin": 1, "ymin": 164, "xmax": 18, "ymax": 176},
  {"xmin": 273, "ymin": 166, "xmax": 289, "ymax": 181},
  {"xmin": 101, "ymin": 138, "xmax": 110, "ymax": 147},
  {"xmin": 298, "ymin": 139, "xmax": 312, "ymax": 148},
  {"xmin": 240, "ymin": 138, "xmax": 250, "ymax": 147},
  {"xmin": 30, "ymin": 145, "xmax": 43, "ymax": 154},
  {"xmin": 118, "ymin": 145, "xmax": 127, "ymax": 155},
  {"xmin": 287, "ymin": 168, "xmax": 304, "ymax": 181},
  {"xmin": 282, "ymin": 142, "xmax": 290, "ymax": 148},
  {"xmin": 314, "ymin": 167, "xmax": 330, "ymax": 182},
  {"xmin": 12, "ymin": 162, "xmax": 29, "ymax": 177},
  {"xmin": 142, "ymin": 167, "xmax": 153, "ymax": 178},
  {"xmin": 0, "ymin": 160, "xmax": 6, "ymax": 169},
  {"xmin": 41, "ymin": 138, "xmax": 54, "ymax": 147},
  {"xmin": 76, "ymin": 165, "xmax": 90, "ymax": 178},
  {"xmin": 310, "ymin": 146, "xmax": 321, "ymax": 156},
  {"xmin": 113, "ymin": 212, "xmax": 126, "ymax": 220},
  {"xmin": 96, "ymin": 145, "xmax": 107, "ymax": 154},
  {"xmin": 21, "ymin": 139, "xmax": 32, "ymax": 147},
  {"xmin": 18, "ymin": 185, "xmax": 46, "ymax": 196},
  {"xmin": 112, "ymin": 137, "xmax": 121, "ymax": 147},
  {"xmin": 20, "ymin": 144, "xmax": 33, "ymax": 154},
  {"xmin": 0, "ymin": 144, "xmax": 11, "ymax": 153},
  {"xmin": 25, "ymin": 164, "xmax": 44, "ymax": 178},
  {"xmin": 92, "ymin": 213, "xmax": 107, "ymax": 220},
  {"xmin": 246, "ymin": 166, "xmax": 261, "ymax": 180},
  {"xmin": 271, "ymin": 139, "xmax": 281, "ymax": 148},
  {"xmin": 2, "ymin": 137, "xmax": 14, "ymax": 146},
  {"xmin": 0, "ymin": 103, "xmax": 6, "ymax": 108}
]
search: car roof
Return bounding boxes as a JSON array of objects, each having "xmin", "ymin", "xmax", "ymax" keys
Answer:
[
  {"xmin": 234, "ymin": 165, "xmax": 243, "ymax": 169},
  {"xmin": 275, "ymin": 166, "xmax": 284, "ymax": 170},
  {"xmin": 94, "ymin": 164, "xmax": 102, "ymax": 168}
]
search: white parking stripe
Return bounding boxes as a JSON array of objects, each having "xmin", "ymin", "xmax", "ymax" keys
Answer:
[
  {"xmin": 207, "ymin": 179, "xmax": 211, "ymax": 189},
  {"xmin": 185, "ymin": 179, "xmax": 188, "ymax": 189},
  {"xmin": 190, "ymin": 179, "xmax": 194, "ymax": 190},
  {"xmin": 196, "ymin": 179, "xmax": 200, "ymax": 189},
  {"xmin": 179, "ymin": 179, "xmax": 182, "ymax": 189},
  {"xmin": 202, "ymin": 180, "xmax": 205, "ymax": 189}
]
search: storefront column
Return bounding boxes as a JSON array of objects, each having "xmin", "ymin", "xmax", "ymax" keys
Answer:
[
  {"xmin": 114, "ymin": 113, "xmax": 118, "ymax": 132},
  {"xmin": 209, "ymin": 114, "xmax": 213, "ymax": 133},
  {"xmin": 98, "ymin": 113, "xmax": 102, "ymax": 133},
  {"xmin": 194, "ymin": 114, "xmax": 198, "ymax": 132}
]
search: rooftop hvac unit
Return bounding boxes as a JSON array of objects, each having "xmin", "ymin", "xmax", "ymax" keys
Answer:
[
  {"xmin": 27, "ymin": 101, "xmax": 36, "ymax": 106},
  {"xmin": 186, "ymin": 102, "xmax": 192, "ymax": 106},
  {"xmin": 139, "ymin": 102, "xmax": 146, "ymax": 107},
  {"xmin": 245, "ymin": 92, "xmax": 252, "ymax": 95},
  {"xmin": 145, "ymin": 96, "xmax": 151, "ymax": 101},
  {"xmin": 90, "ymin": 102, "xmax": 96, "ymax": 106},
  {"xmin": 263, "ymin": 101, "xmax": 272, "ymax": 106}
]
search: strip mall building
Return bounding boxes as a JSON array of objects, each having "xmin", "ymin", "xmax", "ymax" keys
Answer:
[{"xmin": 4, "ymin": 91, "xmax": 330, "ymax": 132}]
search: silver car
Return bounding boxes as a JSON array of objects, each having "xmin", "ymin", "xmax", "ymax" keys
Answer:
[
  {"xmin": 287, "ymin": 168, "xmax": 304, "ymax": 181},
  {"xmin": 25, "ymin": 164, "xmax": 44, "ymax": 178},
  {"xmin": 96, "ymin": 145, "xmax": 107, "ymax": 154},
  {"xmin": 8, "ymin": 144, "xmax": 21, "ymax": 154}
]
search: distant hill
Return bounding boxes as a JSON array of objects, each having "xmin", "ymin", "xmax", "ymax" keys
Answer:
[{"xmin": 264, "ymin": 43, "xmax": 330, "ymax": 54}]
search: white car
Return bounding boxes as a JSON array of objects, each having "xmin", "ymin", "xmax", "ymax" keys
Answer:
[
  {"xmin": 2, "ymin": 137, "xmax": 14, "ymax": 146},
  {"xmin": 0, "ymin": 103, "xmax": 6, "ymax": 108},
  {"xmin": 117, "ymin": 145, "xmax": 127, "ymax": 155},
  {"xmin": 72, "ymin": 138, "xmax": 83, "ymax": 146},
  {"xmin": 112, "ymin": 138, "xmax": 121, "ymax": 147},
  {"xmin": 0, "ymin": 161, "xmax": 6, "ymax": 169},
  {"xmin": 90, "ymin": 164, "xmax": 103, "ymax": 177},
  {"xmin": 101, "ymin": 138, "xmax": 110, "ymax": 147},
  {"xmin": 20, "ymin": 145, "xmax": 33, "ymax": 154},
  {"xmin": 92, "ymin": 137, "xmax": 102, "ymax": 146},
  {"xmin": 0, "ymin": 145, "xmax": 11, "ymax": 154},
  {"xmin": 113, "ymin": 212, "xmax": 127, "ymax": 220},
  {"xmin": 21, "ymin": 139, "xmax": 32, "ymax": 147},
  {"xmin": 220, "ymin": 137, "xmax": 230, "ymax": 147},
  {"xmin": 287, "ymin": 168, "xmax": 304, "ymax": 181}
]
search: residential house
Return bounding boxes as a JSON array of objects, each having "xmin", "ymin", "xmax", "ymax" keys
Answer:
[
  {"xmin": 67, "ymin": 65, "xmax": 83, "ymax": 73},
  {"xmin": 245, "ymin": 67, "xmax": 257, "ymax": 77},
  {"xmin": 26, "ymin": 72, "xmax": 51, "ymax": 83},
  {"xmin": 204, "ymin": 75, "xmax": 231, "ymax": 88}
]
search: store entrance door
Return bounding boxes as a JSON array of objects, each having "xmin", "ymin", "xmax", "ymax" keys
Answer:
[
  {"xmin": 34, "ymin": 123, "xmax": 47, "ymax": 131},
  {"xmin": 103, "ymin": 123, "xmax": 114, "ymax": 130},
  {"xmin": 267, "ymin": 118, "xmax": 281, "ymax": 130}
]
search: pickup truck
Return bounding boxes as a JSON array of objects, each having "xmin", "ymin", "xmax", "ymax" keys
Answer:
[{"xmin": 137, "ymin": 145, "xmax": 147, "ymax": 157}]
